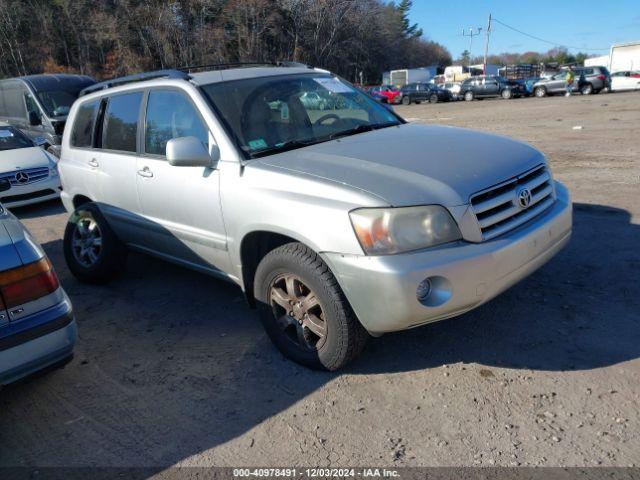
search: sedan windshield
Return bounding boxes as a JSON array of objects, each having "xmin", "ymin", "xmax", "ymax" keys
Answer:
[
  {"xmin": 36, "ymin": 90, "xmax": 79, "ymax": 117},
  {"xmin": 0, "ymin": 127, "xmax": 34, "ymax": 151},
  {"xmin": 200, "ymin": 73, "xmax": 402, "ymax": 158}
]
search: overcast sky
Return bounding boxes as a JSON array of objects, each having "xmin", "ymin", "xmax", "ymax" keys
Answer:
[{"xmin": 409, "ymin": 0, "xmax": 640, "ymax": 58}]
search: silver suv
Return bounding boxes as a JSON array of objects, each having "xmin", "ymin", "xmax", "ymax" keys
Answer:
[{"xmin": 59, "ymin": 64, "xmax": 572, "ymax": 370}]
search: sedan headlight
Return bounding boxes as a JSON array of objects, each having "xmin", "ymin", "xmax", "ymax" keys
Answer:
[
  {"xmin": 48, "ymin": 163, "xmax": 59, "ymax": 177},
  {"xmin": 349, "ymin": 205, "xmax": 461, "ymax": 255}
]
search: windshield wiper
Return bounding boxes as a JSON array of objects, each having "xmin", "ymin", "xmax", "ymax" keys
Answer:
[
  {"xmin": 329, "ymin": 122, "xmax": 398, "ymax": 141},
  {"xmin": 247, "ymin": 138, "xmax": 320, "ymax": 158}
]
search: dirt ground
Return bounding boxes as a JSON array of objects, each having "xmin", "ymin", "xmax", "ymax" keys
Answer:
[{"xmin": 1, "ymin": 92, "xmax": 639, "ymax": 469}]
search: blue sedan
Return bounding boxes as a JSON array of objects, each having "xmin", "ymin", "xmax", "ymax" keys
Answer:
[{"xmin": 0, "ymin": 179, "xmax": 76, "ymax": 385}]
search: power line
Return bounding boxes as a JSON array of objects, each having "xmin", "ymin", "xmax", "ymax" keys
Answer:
[{"xmin": 491, "ymin": 18, "xmax": 609, "ymax": 52}]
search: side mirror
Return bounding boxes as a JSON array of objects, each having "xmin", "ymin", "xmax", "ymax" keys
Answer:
[
  {"xmin": 166, "ymin": 136, "xmax": 218, "ymax": 168},
  {"xmin": 28, "ymin": 111, "xmax": 41, "ymax": 126},
  {"xmin": 0, "ymin": 179, "xmax": 11, "ymax": 193}
]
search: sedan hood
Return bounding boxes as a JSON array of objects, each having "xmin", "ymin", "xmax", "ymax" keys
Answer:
[
  {"xmin": 0, "ymin": 147, "xmax": 50, "ymax": 173},
  {"xmin": 259, "ymin": 123, "xmax": 546, "ymax": 206}
]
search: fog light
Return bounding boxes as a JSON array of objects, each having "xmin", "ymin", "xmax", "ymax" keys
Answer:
[
  {"xmin": 416, "ymin": 276, "xmax": 453, "ymax": 307},
  {"xmin": 416, "ymin": 279, "xmax": 432, "ymax": 301}
]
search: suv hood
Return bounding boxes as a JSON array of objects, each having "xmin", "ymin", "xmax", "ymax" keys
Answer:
[{"xmin": 259, "ymin": 123, "xmax": 546, "ymax": 206}]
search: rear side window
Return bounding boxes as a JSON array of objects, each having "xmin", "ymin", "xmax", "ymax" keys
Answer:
[
  {"xmin": 2, "ymin": 83, "xmax": 27, "ymax": 119},
  {"xmin": 102, "ymin": 92, "xmax": 143, "ymax": 152},
  {"xmin": 144, "ymin": 90, "xmax": 208, "ymax": 156},
  {"xmin": 71, "ymin": 101, "xmax": 98, "ymax": 148}
]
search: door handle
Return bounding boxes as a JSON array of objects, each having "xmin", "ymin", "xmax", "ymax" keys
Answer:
[
  {"xmin": 137, "ymin": 166, "xmax": 153, "ymax": 178},
  {"xmin": 88, "ymin": 158, "xmax": 99, "ymax": 168}
]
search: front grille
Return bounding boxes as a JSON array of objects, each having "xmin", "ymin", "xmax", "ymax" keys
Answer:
[
  {"xmin": 0, "ymin": 167, "xmax": 50, "ymax": 186},
  {"xmin": 471, "ymin": 164, "xmax": 555, "ymax": 240}
]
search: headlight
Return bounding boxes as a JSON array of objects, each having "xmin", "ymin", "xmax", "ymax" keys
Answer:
[
  {"xmin": 349, "ymin": 205, "xmax": 462, "ymax": 255},
  {"xmin": 48, "ymin": 164, "xmax": 59, "ymax": 177}
]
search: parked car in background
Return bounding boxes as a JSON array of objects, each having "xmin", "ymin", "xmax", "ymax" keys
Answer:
[
  {"xmin": 400, "ymin": 83, "xmax": 452, "ymax": 104},
  {"xmin": 0, "ymin": 178, "xmax": 75, "ymax": 385},
  {"xmin": 367, "ymin": 85, "xmax": 402, "ymax": 104},
  {"xmin": 610, "ymin": 71, "xmax": 640, "ymax": 92},
  {"xmin": 299, "ymin": 91, "xmax": 328, "ymax": 110},
  {"xmin": 459, "ymin": 75, "xmax": 524, "ymax": 101},
  {"xmin": 513, "ymin": 77, "xmax": 542, "ymax": 96},
  {"xmin": 441, "ymin": 82, "xmax": 462, "ymax": 100},
  {"xmin": 533, "ymin": 66, "xmax": 610, "ymax": 97},
  {"xmin": 59, "ymin": 64, "xmax": 571, "ymax": 370},
  {"xmin": 0, "ymin": 74, "xmax": 95, "ymax": 156},
  {"xmin": 0, "ymin": 124, "xmax": 61, "ymax": 208}
]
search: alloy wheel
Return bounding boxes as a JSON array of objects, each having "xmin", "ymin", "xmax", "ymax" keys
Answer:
[
  {"xmin": 71, "ymin": 216, "xmax": 102, "ymax": 267},
  {"xmin": 269, "ymin": 273, "xmax": 327, "ymax": 351}
]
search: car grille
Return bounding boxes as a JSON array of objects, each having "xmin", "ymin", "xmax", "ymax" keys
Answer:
[
  {"xmin": 0, "ymin": 167, "xmax": 50, "ymax": 186},
  {"xmin": 470, "ymin": 164, "xmax": 555, "ymax": 240}
]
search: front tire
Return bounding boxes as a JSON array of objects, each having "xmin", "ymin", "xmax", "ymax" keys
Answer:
[
  {"xmin": 63, "ymin": 203, "xmax": 127, "ymax": 284},
  {"xmin": 401, "ymin": 96, "xmax": 411, "ymax": 105},
  {"xmin": 254, "ymin": 243, "xmax": 368, "ymax": 370},
  {"xmin": 464, "ymin": 91, "xmax": 474, "ymax": 101},
  {"xmin": 429, "ymin": 93, "xmax": 439, "ymax": 103},
  {"xmin": 501, "ymin": 89, "xmax": 513, "ymax": 99},
  {"xmin": 534, "ymin": 87, "xmax": 546, "ymax": 98}
]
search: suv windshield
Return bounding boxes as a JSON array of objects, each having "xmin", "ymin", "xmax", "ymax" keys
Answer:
[
  {"xmin": 201, "ymin": 73, "xmax": 402, "ymax": 158},
  {"xmin": 0, "ymin": 126, "xmax": 34, "ymax": 151},
  {"xmin": 36, "ymin": 90, "xmax": 80, "ymax": 117}
]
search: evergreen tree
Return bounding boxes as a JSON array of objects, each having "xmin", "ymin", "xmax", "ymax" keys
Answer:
[{"xmin": 397, "ymin": 0, "xmax": 423, "ymax": 38}]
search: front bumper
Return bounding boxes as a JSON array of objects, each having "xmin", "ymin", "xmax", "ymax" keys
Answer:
[
  {"xmin": 0, "ymin": 176, "xmax": 61, "ymax": 209},
  {"xmin": 0, "ymin": 300, "xmax": 76, "ymax": 385},
  {"xmin": 323, "ymin": 182, "xmax": 572, "ymax": 334}
]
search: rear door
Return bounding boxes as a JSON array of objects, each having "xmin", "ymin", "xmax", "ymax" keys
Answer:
[
  {"xmin": 96, "ymin": 91, "xmax": 147, "ymax": 244},
  {"xmin": 66, "ymin": 99, "xmax": 101, "ymax": 202},
  {"xmin": 135, "ymin": 88, "xmax": 228, "ymax": 271},
  {"xmin": 483, "ymin": 78, "xmax": 500, "ymax": 96},
  {"xmin": 418, "ymin": 84, "xmax": 430, "ymax": 101}
]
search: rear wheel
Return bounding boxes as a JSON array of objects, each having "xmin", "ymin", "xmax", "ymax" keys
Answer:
[
  {"xmin": 254, "ymin": 243, "xmax": 368, "ymax": 370},
  {"xmin": 501, "ymin": 89, "xmax": 513, "ymax": 99},
  {"xmin": 63, "ymin": 203, "xmax": 127, "ymax": 284},
  {"xmin": 429, "ymin": 93, "xmax": 439, "ymax": 103},
  {"xmin": 581, "ymin": 83, "xmax": 594, "ymax": 95},
  {"xmin": 401, "ymin": 95, "xmax": 411, "ymax": 105},
  {"xmin": 534, "ymin": 86, "xmax": 546, "ymax": 98},
  {"xmin": 464, "ymin": 91, "xmax": 474, "ymax": 102}
]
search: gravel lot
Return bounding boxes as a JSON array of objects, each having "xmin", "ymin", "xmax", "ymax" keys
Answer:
[{"xmin": 1, "ymin": 92, "xmax": 639, "ymax": 469}]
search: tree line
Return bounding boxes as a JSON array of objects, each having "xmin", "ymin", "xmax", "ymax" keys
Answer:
[
  {"xmin": 457, "ymin": 47, "xmax": 593, "ymax": 68},
  {"xmin": 0, "ymin": 0, "xmax": 451, "ymax": 84}
]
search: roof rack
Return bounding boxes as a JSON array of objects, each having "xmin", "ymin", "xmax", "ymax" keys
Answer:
[
  {"xmin": 177, "ymin": 60, "xmax": 312, "ymax": 73},
  {"xmin": 79, "ymin": 69, "xmax": 190, "ymax": 97}
]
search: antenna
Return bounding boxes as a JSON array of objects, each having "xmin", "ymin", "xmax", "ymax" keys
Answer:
[{"xmin": 462, "ymin": 27, "xmax": 483, "ymax": 70}]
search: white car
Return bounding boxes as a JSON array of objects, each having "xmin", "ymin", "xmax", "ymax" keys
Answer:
[
  {"xmin": 0, "ymin": 124, "xmax": 61, "ymax": 208},
  {"xmin": 610, "ymin": 71, "xmax": 640, "ymax": 92},
  {"xmin": 442, "ymin": 82, "xmax": 461, "ymax": 99}
]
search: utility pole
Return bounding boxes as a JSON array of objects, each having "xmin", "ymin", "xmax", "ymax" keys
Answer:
[
  {"xmin": 483, "ymin": 14, "xmax": 492, "ymax": 75},
  {"xmin": 462, "ymin": 27, "xmax": 482, "ymax": 70}
]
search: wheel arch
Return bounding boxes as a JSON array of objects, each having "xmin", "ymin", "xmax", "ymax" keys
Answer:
[
  {"xmin": 72, "ymin": 194, "xmax": 93, "ymax": 209},
  {"xmin": 239, "ymin": 230, "xmax": 317, "ymax": 308}
]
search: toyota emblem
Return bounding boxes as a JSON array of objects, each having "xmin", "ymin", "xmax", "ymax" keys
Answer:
[{"xmin": 517, "ymin": 188, "xmax": 532, "ymax": 209}]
